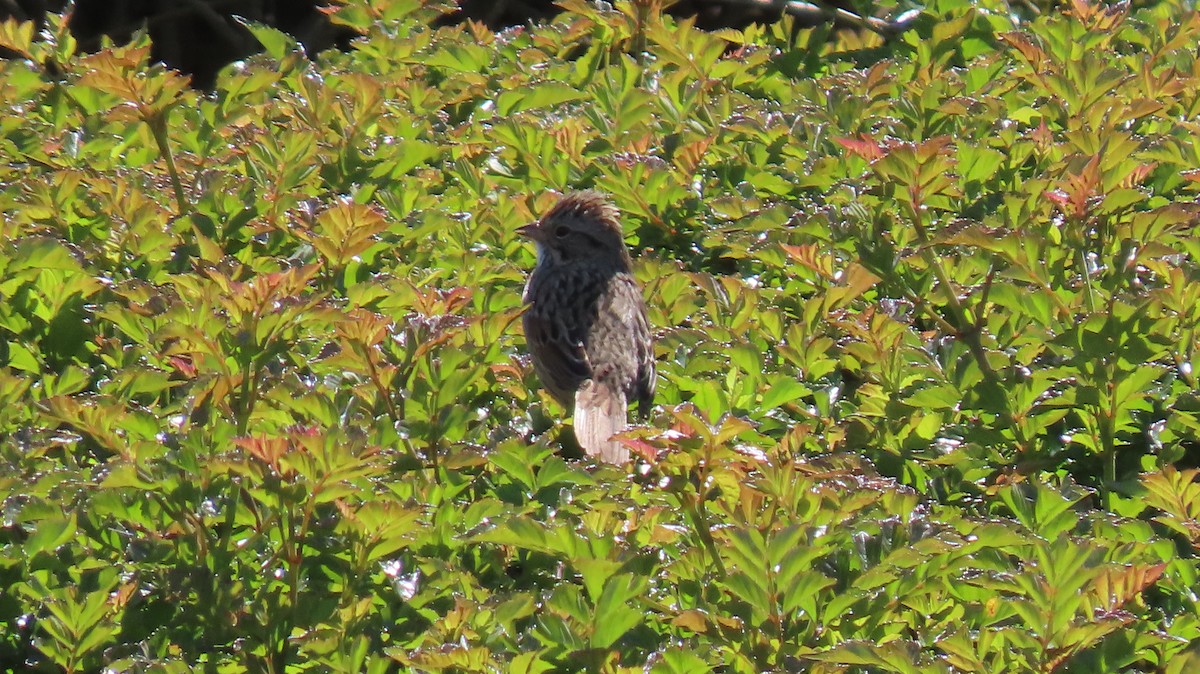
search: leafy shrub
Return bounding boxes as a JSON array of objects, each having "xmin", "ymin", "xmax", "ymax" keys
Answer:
[{"xmin": 2, "ymin": 0, "xmax": 1200, "ymax": 671}]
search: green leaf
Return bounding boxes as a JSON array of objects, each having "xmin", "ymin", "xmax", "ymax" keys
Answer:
[
  {"xmin": 25, "ymin": 513, "xmax": 78, "ymax": 557},
  {"xmin": 489, "ymin": 446, "xmax": 538, "ymax": 491},
  {"xmin": 496, "ymin": 83, "xmax": 587, "ymax": 116},
  {"xmin": 904, "ymin": 383, "xmax": 961, "ymax": 410},
  {"xmin": 760, "ymin": 377, "xmax": 809, "ymax": 411},
  {"xmin": 590, "ymin": 574, "xmax": 646, "ymax": 648},
  {"xmin": 652, "ymin": 650, "xmax": 712, "ymax": 674},
  {"xmin": 239, "ymin": 20, "xmax": 302, "ymax": 62}
]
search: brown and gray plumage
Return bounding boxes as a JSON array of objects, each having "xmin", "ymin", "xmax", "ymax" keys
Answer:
[{"xmin": 520, "ymin": 191, "xmax": 655, "ymax": 463}]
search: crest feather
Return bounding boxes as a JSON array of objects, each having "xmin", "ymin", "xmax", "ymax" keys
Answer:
[{"xmin": 542, "ymin": 190, "xmax": 621, "ymax": 231}]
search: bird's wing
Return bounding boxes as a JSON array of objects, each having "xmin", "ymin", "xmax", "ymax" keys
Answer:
[
  {"xmin": 524, "ymin": 304, "xmax": 592, "ymax": 405},
  {"xmin": 629, "ymin": 289, "xmax": 656, "ymax": 417},
  {"xmin": 596, "ymin": 274, "xmax": 656, "ymax": 417}
]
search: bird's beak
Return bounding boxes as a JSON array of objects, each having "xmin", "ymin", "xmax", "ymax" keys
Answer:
[{"xmin": 517, "ymin": 222, "xmax": 540, "ymax": 240}]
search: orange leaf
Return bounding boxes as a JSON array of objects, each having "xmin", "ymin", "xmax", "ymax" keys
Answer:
[{"xmin": 834, "ymin": 135, "xmax": 885, "ymax": 162}]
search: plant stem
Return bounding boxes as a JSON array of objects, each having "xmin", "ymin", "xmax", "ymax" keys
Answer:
[{"xmin": 147, "ymin": 111, "xmax": 189, "ymax": 215}]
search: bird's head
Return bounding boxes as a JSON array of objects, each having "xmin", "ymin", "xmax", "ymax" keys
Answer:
[{"xmin": 519, "ymin": 191, "xmax": 632, "ymax": 270}]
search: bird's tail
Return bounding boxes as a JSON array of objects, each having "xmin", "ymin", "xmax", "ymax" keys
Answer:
[{"xmin": 574, "ymin": 379, "xmax": 629, "ymax": 463}]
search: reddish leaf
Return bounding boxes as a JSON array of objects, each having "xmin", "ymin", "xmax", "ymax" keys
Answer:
[{"xmin": 834, "ymin": 135, "xmax": 886, "ymax": 162}]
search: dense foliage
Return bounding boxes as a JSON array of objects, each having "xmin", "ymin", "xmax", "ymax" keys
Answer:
[{"xmin": 3, "ymin": 0, "xmax": 1200, "ymax": 671}]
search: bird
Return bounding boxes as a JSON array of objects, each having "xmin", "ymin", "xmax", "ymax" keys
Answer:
[{"xmin": 519, "ymin": 191, "xmax": 656, "ymax": 463}]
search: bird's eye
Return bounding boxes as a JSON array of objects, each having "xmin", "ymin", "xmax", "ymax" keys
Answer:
[{"xmin": 554, "ymin": 226, "xmax": 569, "ymax": 238}]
